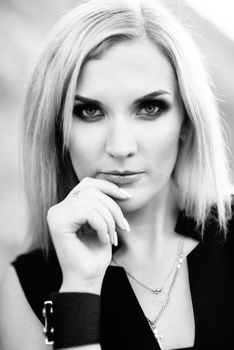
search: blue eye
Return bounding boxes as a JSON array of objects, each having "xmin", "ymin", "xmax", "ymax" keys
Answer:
[{"xmin": 73, "ymin": 103, "xmax": 104, "ymax": 121}]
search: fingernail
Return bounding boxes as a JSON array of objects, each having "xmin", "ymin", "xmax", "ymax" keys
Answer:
[
  {"xmin": 105, "ymin": 234, "xmax": 111, "ymax": 245},
  {"xmin": 119, "ymin": 188, "xmax": 132, "ymax": 198},
  {"xmin": 113, "ymin": 231, "xmax": 118, "ymax": 246},
  {"xmin": 122, "ymin": 217, "xmax": 131, "ymax": 232}
]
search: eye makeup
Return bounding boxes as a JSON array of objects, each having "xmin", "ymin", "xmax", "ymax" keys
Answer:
[
  {"xmin": 73, "ymin": 91, "xmax": 172, "ymax": 121},
  {"xmin": 136, "ymin": 98, "xmax": 171, "ymax": 119},
  {"xmin": 73, "ymin": 102, "xmax": 104, "ymax": 121}
]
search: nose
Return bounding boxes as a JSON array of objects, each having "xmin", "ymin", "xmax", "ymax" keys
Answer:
[{"xmin": 105, "ymin": 117, "xmax": 137, "ymax": 159}]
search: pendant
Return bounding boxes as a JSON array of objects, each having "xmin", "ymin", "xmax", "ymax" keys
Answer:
[
  {"xmin": 153, "ymin": 288, "xmax": 162, "ymax": 294},
  {"xmin": 152, "ymin": 290, "xmax": 166, "ymax": 305}
]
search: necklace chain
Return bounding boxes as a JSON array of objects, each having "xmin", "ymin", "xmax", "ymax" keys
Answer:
[
  {"xmin": 122, "ymin": 239, "xmax": 183, "ymax": 295},
  {"xmin": 147, "ymin": 244, "xmax": 184, "ymax": 350},
  {"xmin": 147, "ymin": 250, "xmax": 184, "ymax": 325},
  {"xmin": 112, "ymin": 238, "xmax": 185, "ymax": 350}
]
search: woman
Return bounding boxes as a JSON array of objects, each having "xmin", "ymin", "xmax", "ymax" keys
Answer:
[{"xmin": 0, "ymin": 0, "xmax": 233, "ymax": 349}]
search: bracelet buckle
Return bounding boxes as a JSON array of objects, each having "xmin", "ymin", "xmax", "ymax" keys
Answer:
[{"xmin": 42, "ymin": 300, "xmax": 54, "ymax": 345}]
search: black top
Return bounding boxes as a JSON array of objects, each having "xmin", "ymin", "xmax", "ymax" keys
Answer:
[{"xmin": 12, "ymin": 211, "xmax": 234, "ymax": 349}]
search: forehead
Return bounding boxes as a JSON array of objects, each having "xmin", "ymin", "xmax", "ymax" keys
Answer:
[{"xmin": 76, "ymin": 39, "xmax": 177, "ymax": 99}]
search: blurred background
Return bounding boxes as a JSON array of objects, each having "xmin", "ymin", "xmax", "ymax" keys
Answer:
[{"xmin": 0, "ymin": 0, "xmax": 234, "ymax": 274}]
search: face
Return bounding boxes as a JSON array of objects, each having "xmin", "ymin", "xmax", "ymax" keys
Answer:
[{"xmin": 69, "ymin": 39, "xmax": 184, "ymax": 212}]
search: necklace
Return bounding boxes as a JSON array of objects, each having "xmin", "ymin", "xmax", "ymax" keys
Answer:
[
  {"xmin": 112, "ymin": 239, "xmax": 184, "ymax": 350},
  {"xmin": 113, "ymin": 238, "xmax": 183, "ymax": 306},
  {"xmin": 147, "ymin": 247, "xmax": 184, "ymax": 349}
]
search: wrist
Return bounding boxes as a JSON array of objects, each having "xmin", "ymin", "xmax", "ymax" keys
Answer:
[
  {"xmin": 43, "ymin": 292, "xmax": 101, "ymax": 349},
  {"xmin": 60, "ymin": 277, "xmax": 103, "ymax": 294}
]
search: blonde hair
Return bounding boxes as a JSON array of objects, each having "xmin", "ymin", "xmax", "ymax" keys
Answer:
[{"xmin": 23, "ymin": 0, "xmax": 232, "ymax": 251}]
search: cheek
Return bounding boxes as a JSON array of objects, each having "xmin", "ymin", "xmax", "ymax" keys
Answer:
[
  {"xmin": 146, "ymin": 122, "xmax": 181, "ymax": 174},
  {"xmin": 69, "ymin": 125, "xmax": 102, "ymax": 179}
]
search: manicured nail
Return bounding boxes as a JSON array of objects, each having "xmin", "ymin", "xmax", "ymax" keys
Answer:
[
  {"xmin": 122, "ymin": 217, "xmax": 131, "ymax": 232},
  {"xmin": 105, "ymin": 234, "xmax": 111, "ymax": 245},
  {"xmin": 113, "ymin": 231, "xmax": 118, "ymax": 246},
  {"xmin": 119, "ymin": 188, "xmax": 132, "ymax": 198}
]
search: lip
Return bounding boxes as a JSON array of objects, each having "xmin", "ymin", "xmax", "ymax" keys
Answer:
[
  {"xmin": 100, "ymin": 169, "xmax": 144, "ymax": 175},
  {"xmin": 99, "ymin": 172, "xmax": 144, "ymax": 185}
]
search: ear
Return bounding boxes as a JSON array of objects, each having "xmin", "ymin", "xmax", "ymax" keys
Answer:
[{"xmin": 179, "ymin": 119, "xmax": 190, "ymax": 142}]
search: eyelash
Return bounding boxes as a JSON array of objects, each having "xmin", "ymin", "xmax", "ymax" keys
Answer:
[
  {"xmin": 73, "ymin": 99, "xmax": 170, "ymax": 122},
  {"xmin": 73, "ymin": 103, "xmax": 104, "ymax": 121},
  {"xmin": 137, "ymin": 100, "xmax": 170, "ymax": 119}
]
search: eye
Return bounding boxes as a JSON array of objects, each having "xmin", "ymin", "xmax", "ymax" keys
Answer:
[
  {"xmin": 143, "ymin": 104, "xmax": 160, "ymax": 115},
  {"xmin": 136, "ymin": 99, "xmax": 169, "ymax": 119},
  {"xmin": 73, "ymin": 103, "xmax": 104, "ymax": 121}
]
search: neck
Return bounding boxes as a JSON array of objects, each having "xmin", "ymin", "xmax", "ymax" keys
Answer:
[{"xmin": 116, "ymin": 182, "xmax": 181, "ymax": 264}]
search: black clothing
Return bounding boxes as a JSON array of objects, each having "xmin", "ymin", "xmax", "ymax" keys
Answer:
[{"xmin": 13, "ymin": 212, "xmax": 234, "ymax": 349}]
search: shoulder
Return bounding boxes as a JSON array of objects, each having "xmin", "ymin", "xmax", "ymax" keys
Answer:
[
  {"xmin": 12, "ymin": 249, "xmax": 62, "ymax": 322},
  {"xmin": 186, "ymin": 208, "xmax": 234, "ymax": 280},
  {"xmin": 12, "ymin": 248, "xmax": 60, "ymax": 276},
  {"xmin": 0, "ymin": 264, "xmax": 51, "ymax": 349},
  {"xmin": 176, "ymin": 198, "xmax": 234, "ymax": 246}
]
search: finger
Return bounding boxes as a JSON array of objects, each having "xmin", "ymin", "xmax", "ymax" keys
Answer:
[
  {"xmin": 70, "ymin": 177, "xmax": 132, "ymax": 200},
  {"xmin": 84, "ymin": 209, "xmax": 111, "ymax": 245},
  {"xmin": 94, "ymin": 203, "xmax": 118, "ymax": 246},
  {"xmin": 94, "ymin": 191, "xmax": 131, "ymax": 232},
  {"xmin": 50, "ymin": 203, "xmax": 110, "ymax": 246},
  {"xmin": 74, "ymin": 188, "xmax": 130, "ymax": 232},
  {"xmin": 67, "ymin": 186, "xmax": 131, "ymax": 232}
]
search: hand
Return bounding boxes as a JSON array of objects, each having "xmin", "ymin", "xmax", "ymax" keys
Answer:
[{"xmin": 47, "ymin": 177, "xmax": 131, "ymax": 294}]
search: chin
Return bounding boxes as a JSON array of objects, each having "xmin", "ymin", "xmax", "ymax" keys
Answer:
[
  {"xmin": 116, "ymin": 192, "xmax": 152, "ymax": 213},
  {"xmin": 118, "ymin": 182, "xmax": 171, "ymax": 213}
]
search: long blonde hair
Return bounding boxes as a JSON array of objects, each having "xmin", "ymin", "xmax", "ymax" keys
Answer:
[{"xmin": 23, "ymin": 0, "xmax": 232, "ymax": 251}]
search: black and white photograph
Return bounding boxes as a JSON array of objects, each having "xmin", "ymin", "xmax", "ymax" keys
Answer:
[{"xmin": 0, "ymin": 0, "xmax": 234, "ymax": 349}]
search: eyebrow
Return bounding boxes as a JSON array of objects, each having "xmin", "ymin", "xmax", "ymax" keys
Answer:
[
  {"xmin": 133, "ymin": 90, "xmax": 171, "ymax": 105},
  {"xmin": 74, "ymin": 90, "xmax": 171, "ymax": 107}
]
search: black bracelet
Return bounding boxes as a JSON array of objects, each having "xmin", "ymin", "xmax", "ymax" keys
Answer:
[{"xmin": 42, "ymin": 292, "xmax": 100, "ymax": 349}]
